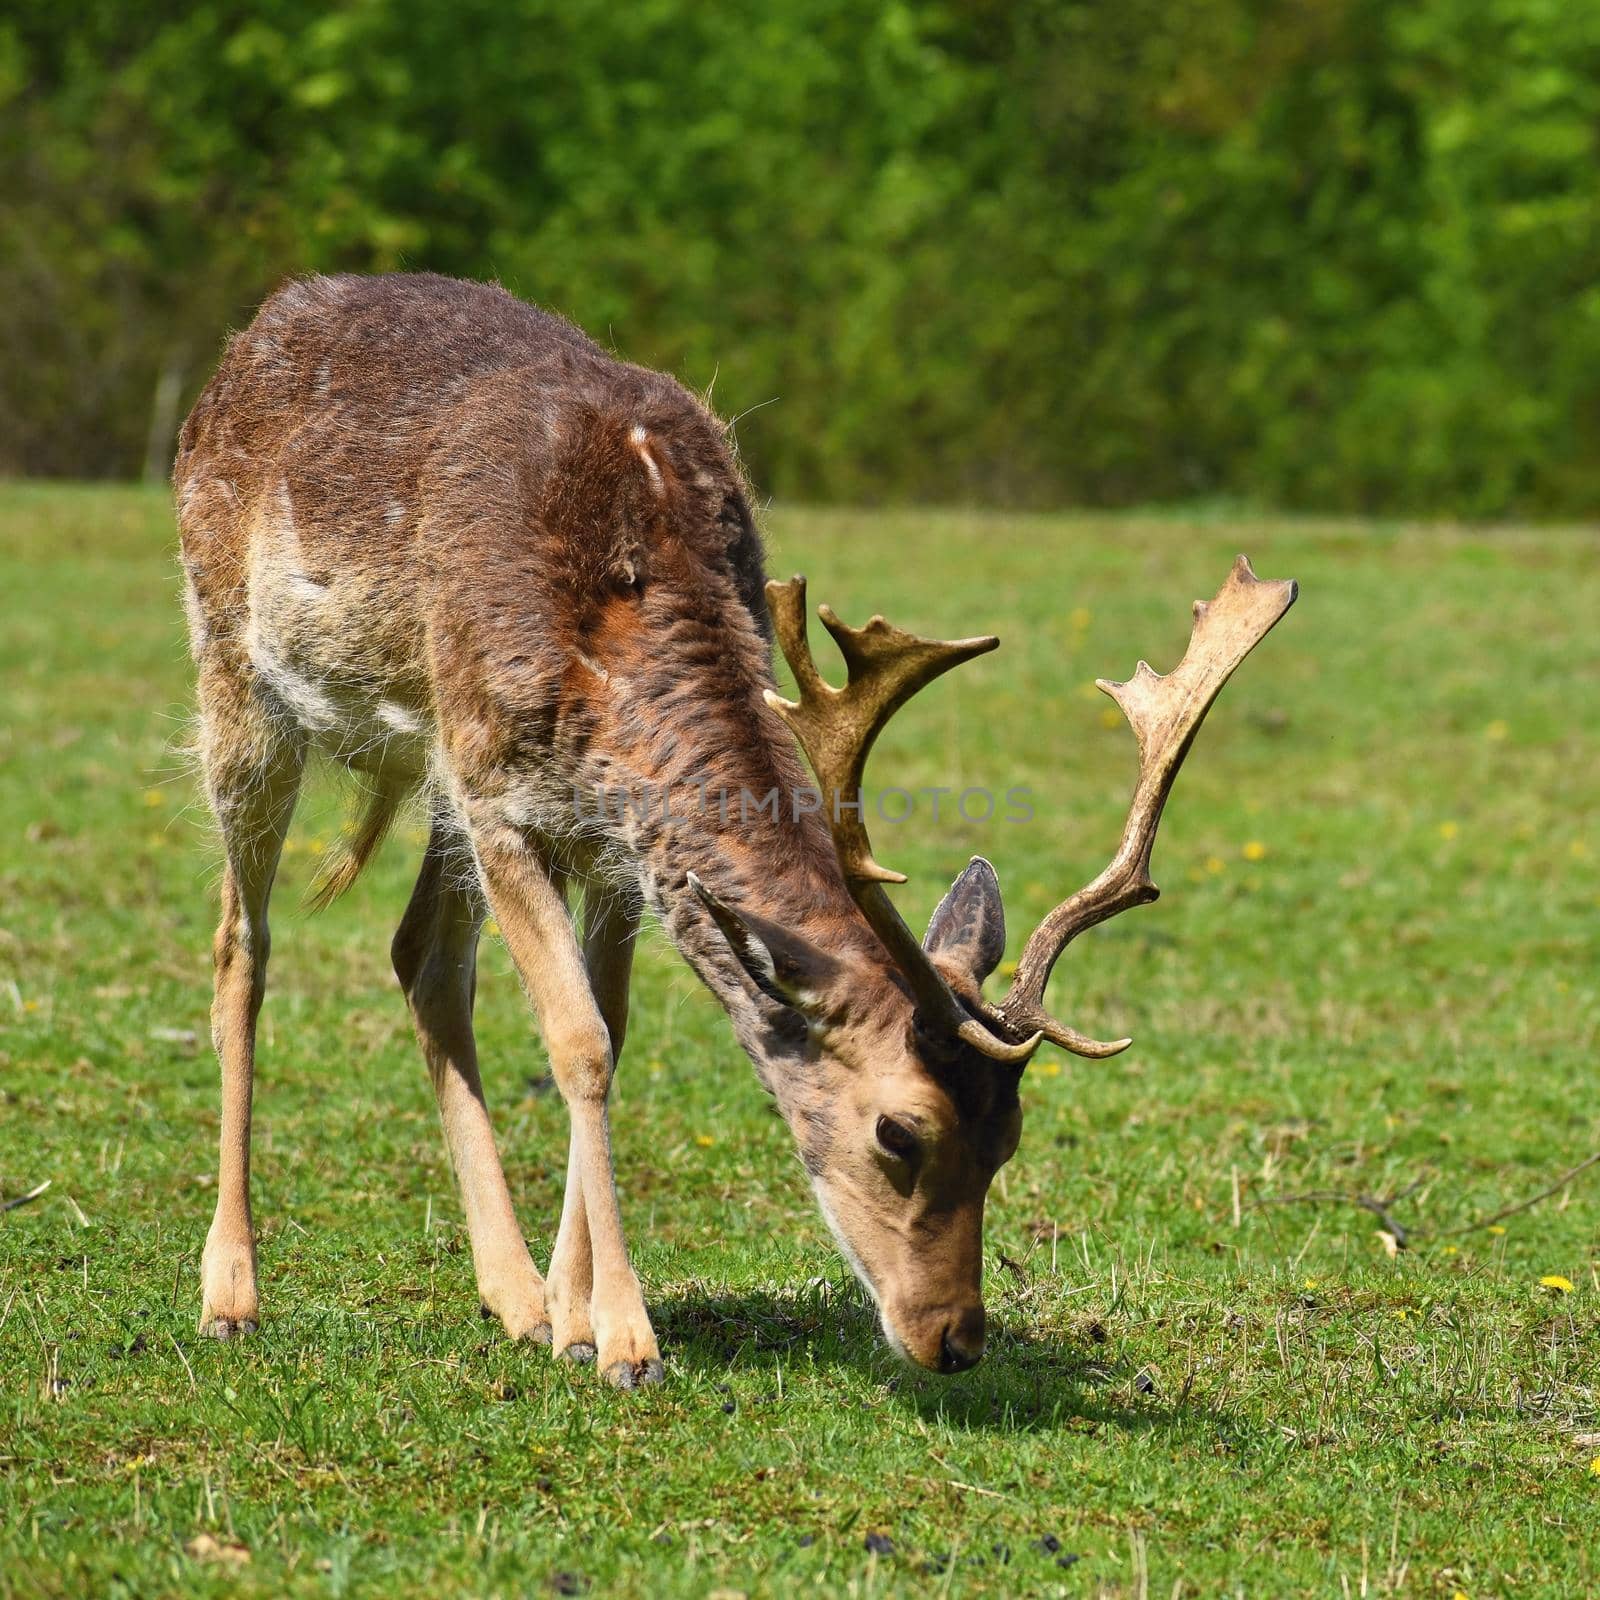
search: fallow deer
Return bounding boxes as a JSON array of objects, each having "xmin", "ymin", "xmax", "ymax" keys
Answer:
[{"xmin": 174, "ymin": 272, "xmax": 1296, "ymax": 1386}]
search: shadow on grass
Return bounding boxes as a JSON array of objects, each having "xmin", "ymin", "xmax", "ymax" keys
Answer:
[{"xmin": 654, "ymin": 1283, "xmax": 1215, "ymax": 1438}]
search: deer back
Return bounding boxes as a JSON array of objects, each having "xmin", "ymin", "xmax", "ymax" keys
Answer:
[{"xmin": 174, "ymin": 273, "xmax": 782, "ymax": 826}]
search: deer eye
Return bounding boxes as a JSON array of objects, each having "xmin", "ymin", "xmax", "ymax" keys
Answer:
[{"xmin": 875, "ymin": 1115, "xmax": 920, "ymax": 1162}]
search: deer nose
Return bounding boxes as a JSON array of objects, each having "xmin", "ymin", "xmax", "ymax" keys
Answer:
[{"xmin": 938, "ymin": 1306, "xmax": 986, "ymax": 1374}]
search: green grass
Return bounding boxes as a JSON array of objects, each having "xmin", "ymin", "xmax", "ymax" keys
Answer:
[{"xmin": 2, "ymin": 483, "xmax": 1598, "ymax": 1598}]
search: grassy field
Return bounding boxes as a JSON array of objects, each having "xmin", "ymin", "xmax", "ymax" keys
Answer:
[{"xmin": 1, "ymin": 483, "xmax": 1597, "ymax": 1598}]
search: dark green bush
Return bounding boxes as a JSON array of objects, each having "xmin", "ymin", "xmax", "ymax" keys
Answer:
[{"xmin": 2, "ymin": 0, "xmax": 1597, "ymax": 515}]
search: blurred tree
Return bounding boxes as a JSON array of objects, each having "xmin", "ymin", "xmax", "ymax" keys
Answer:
[{"xmin": 1, "ymin": 0, "xmax": 1596, "ymax": 515}]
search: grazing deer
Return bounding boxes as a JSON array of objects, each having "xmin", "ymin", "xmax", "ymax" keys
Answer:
[{"xmin": 174, "ymin": 272, "xmax": 1296, "ymax": 1386}]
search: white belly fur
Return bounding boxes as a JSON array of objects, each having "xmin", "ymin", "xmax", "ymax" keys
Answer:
[{"xmin": 242, "ymin": 487, "xmax": 433, "ymax": 782}]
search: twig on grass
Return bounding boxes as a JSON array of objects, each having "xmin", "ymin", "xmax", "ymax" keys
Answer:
[
  {"xmin": 1352, "ymin": 1182, "xmax": 1425, "ymax": 1248},
  {"xmin": 167, "ymin": 1331, "xmax": 198, "ymax": 1393},
  {"xmin": 1, "ymin": 1180, "xmax": 51, "ymax": 1212},
  {"xmin": 1247, "ymin": 1154, "xmax": 1600, "ymax": 1246},
  {"xmin": 1248, "ymin": 1182, "xmax": 1421, "ymax": 1248},
  {"xmin": 1432, "ymin": 1151, "xmax": 1600, "ymax": 1239},
  {"xmin": 996, "ymin": 1251, "xmax": 1029, "ymax": 1282}
]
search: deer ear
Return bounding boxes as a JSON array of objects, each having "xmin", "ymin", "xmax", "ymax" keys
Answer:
[
  {"xmin": 686, "ymin": 873, "xmax": 839, "ymax": 1013},
  {"xmin": 924, "ymin": 856, "xmax": 1006, "ymax": 987}
]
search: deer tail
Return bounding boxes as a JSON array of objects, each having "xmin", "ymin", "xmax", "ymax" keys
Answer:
[{"xmin": 305, "ymin": 777, "xmax": 405, "ymax": 911}]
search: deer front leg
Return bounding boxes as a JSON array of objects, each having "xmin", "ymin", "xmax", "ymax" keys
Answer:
[
  {"xmin": 475, "ymin": 835, "xmax": 661, "ymax": 1389},
  {"xmin": 544, "ymin": 881, "xmax": 640, "ymax": 1365},
  {"xmin": 393, "ymin": 823, "xmax": 550, "ymax": 1342}
]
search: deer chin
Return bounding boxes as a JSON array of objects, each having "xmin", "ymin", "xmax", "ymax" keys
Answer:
[
  {"xmin": 810, "ymin": 1180, "xmax": 880, "ymax": 1305},
  {"xmin": 810, "ymin": 1180, "xmax": 901, "ymax": 1356},
  {"xmin": 809, "ymin": 1180, "xmax": 948, "ymax": 1372},
  {"xmin": 879, "ymin": 1320, "xmax": 921, "ymax": 1370}
]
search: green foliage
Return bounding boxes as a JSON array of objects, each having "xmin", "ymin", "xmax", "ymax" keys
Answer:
[
  {"xmin": 3, "ymin": 1, "xmax": 1600, "ymax": 514},
  {"xmin": 3, "ymin": 487, "xmax": 1599, "ymax": 1593}
]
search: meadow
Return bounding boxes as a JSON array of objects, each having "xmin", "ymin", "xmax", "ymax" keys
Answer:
[{"xmin": 1, "ymin": 483, "xmax": 1597, "ymax": 1597}]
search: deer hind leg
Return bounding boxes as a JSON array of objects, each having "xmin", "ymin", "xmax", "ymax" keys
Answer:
[
  {"xmin": 196, "ymin": 663, "xmax": 305, "ymax": 1339},
  {"xmin": 392, "ymin": 819, "xmax": 550, "ymax": 1342},
  {"xmin": 544, "ymin": 879, "xmax": 640, "ymax": 1366},
  {"xmin": 472, "ymin": 831, "xmax": 661, "ymax": 1389}
]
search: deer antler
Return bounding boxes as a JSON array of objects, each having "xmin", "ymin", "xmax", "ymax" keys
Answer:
[
  {"xmin": 764, "ymin": 577, "xmax": 1043, "ymax": 1065},
  {"xmin": 991, "ymin": 555, "xmax": 1298, "ymax": 1056},
  {"xmin": 765, "ymin": 556, "xmax": 1296, "ymax": 1068}
]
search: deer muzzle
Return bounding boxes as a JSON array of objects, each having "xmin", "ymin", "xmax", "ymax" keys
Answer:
[{"xmin": 884, "ymin": 1297, "xmax": 987, "ymax": 1374}]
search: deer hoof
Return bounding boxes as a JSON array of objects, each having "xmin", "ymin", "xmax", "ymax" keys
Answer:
[
  {"xmin": 200, "ymin": 1316, "xmax": 258, "ymax": 1341},
  {"xmin": 558, "ymin": 1340, "xmax": 597, "ymax": 1365},
  {"xmin": 604, "ymin": 1357, "xmax": 664, "ymax": 1390},
  {"xmin": 480, "ymin": 1298, "xmax": 554, "ymax": 1343}
]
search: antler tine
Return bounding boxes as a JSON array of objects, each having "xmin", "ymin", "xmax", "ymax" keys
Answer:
[
  {"xmin": 993, "ymin": 555, "xmax": 1299, "ymax": 1056},
  {"xmin": 764, "ymin": 577, "xmax": 1042, "ymax": 1065}
]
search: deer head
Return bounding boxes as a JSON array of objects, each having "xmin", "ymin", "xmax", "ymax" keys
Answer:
[{"xmin": 693, "ymin": 556, "xmax": 1297, "ymax": 1372}]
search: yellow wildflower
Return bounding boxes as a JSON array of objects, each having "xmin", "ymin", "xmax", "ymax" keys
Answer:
[
  {"xmin": 1302, "ymin": 1277, "xmax": 1317, "ymax": 1290},
  {"xmin": 1204, "ymin": 855, "xmax": 1226, "ymax": 875},
  {"xmin": 695, "ymin": 1134, "xmax": 715, "ymax": 1148},
  {"xmin": 1487, "ymin": 1225, "xmax": 1507, "ymax": 1236},
  {"xmin": 1098, "ymin": 706, "xmax": 1122, "ymax": 730},
  {"xmin": 1035, "ymin": 1059, "xmax": 1062, "ymax": 1078},
  {"xmin": 142, "ymin": 788, "xmax": 163, "ymax": 808},
  {"xmin": 1241, "ymin": 840, "xmax": 1267, "ymax": 862},
  {"xmin": 1437, "ymin": 820, "xmax": 1458, "ymax": 841},
  {"xmin": 1590, "ymin": 1457, "xmax": 1600, "ymax": 1477},
  {"xmin": 1539, "ymin": 1275, "xmax": 1575, "ymax": 1294},
  {"xmin": 1068, "ymin": 607, "xmax": 1092, "ymax": 631},
  {"xmin": 1483, "ymin": 719, "xmax": 1508, "ymax": 741}
]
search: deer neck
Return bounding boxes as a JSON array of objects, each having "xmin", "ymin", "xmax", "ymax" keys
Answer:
[{"xmin": 579, "ymin": 588, "xmax": 901, "ymax": 1096}]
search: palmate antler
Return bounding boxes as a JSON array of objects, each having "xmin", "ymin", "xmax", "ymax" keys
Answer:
[
  {"xmin": 765, "ymin": 555, "xmax": 1298, "ymax": 1065},
  {"xmin": 990, "ymin": 555, "xmax": 1299, "ymax": 1055},
  {"xmin": 763, "ymin": 578, "xmax": 1042, "ymax": 1064}
]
